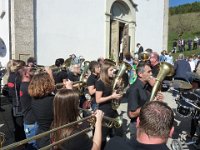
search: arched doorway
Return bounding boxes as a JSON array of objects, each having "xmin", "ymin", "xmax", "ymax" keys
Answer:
[{"xmin": 105, "ymin": 0, "xmax": 136, "ymax": 63}]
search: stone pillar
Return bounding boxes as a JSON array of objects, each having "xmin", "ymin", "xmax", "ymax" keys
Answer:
[
  {"xmin": 163, "ymin": 0, "xmax": 169, "ymax": 51},
  {"xmin": 105, "ymin": 13, "xmax": 111, "ymax": 59},
  {"xmin": 129, "ymin": 21, "xmax": 136, "ymax": 56},
  {"xmin": 10, "ymin": 0, "xmax": 34, "ymax": 62}
]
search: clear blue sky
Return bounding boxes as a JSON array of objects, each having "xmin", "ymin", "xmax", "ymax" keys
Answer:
[{"xmin": 170, "ymin": 0, "xmax": 200, "ymax": 7}]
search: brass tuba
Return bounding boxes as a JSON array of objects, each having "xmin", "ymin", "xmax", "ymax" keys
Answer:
[
  {"xmin": 149, "ymin": 62, "xmax": 174, "ymax": 101},
  {"xmin": 138, "ymin": 51, "xmax": 150, "ymax": 61},
  {"xmin": 111, "ymin": 61, "xmax": 132, "ymax": 110}
]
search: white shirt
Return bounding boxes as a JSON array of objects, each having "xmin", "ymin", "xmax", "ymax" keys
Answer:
[
  {"xmin": 165, "ymin": 55, "xmax": 174, "ymax": 65},
  {"xmin": 189, "ymin": 60, "xmax": 196, "ymax": 71}
]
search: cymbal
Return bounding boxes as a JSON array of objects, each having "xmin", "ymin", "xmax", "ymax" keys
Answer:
[{"xmin": 172, "ymin": 80, "xmax": 192, "ymax": 89}]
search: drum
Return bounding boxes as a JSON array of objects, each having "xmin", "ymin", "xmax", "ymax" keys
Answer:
[{"xmin": 176, "ymin": 92, "xmax": 198, "ymax": 117}]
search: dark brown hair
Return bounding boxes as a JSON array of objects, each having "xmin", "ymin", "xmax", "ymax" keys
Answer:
[
  {"xmin": 51, "ymin": 89, "xmax": 80, "ymax": 149},
  {"xmin": 89, "ymin": 61, "xmax": 99, "ymax": 73}
]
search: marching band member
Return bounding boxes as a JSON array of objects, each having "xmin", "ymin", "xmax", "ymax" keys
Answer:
[
  {"xmin": 87, "ymin": 61, "xmax": 100, "ymax": 110},
  {"xmin": 7, "ymin": 60, "xmax": 26, "ymax": 143},
  {"xmin": 28, "ymin": 71, "xmax": 55, "ymax": 148},
  {"xmin": 51, "ymin": 89, "xmax": 104, "ymax": 150},
  {"xmin": 19, "ymin": 66, "xmax": 38, "ymax": 149},
  {"xmin": 95, "ymin": 61, "xmax": 122, "ymax": 149}
]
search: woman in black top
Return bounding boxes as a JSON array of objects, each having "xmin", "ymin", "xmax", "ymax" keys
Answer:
[
  {"xmin": 7, "ymin": 59, "xmax": 26, "ymax": 142},
  {"xmin": 19, "ymin": 66, "xmax": 38, "ymax": 149},
  {"xmin": 51, "ymin": 89, "xmax": 104, "ymax": 150},
  {"xmin": 29, "ymin": 70, "xmax": 55, "ymax": 148},
  {"xmin": 95, "ymin": 61, "xmax": 122, "ymax": 149}
]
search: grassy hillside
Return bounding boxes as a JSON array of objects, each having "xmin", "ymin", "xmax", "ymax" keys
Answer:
[
  {"xmin": 168, "ymin": 12, "xmax": 200, "ymax": 58},
  {"xmin": 168, "ymin": 2, "xmax": 200, "ymax": 58}
]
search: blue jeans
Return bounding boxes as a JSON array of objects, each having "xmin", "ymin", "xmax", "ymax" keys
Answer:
[
  {"xmin": 24, "ymin": 122, "xmax": 38, "ymax": 148},
  {"xmin": 91, "ymin": 100, "xmax": 98, "ymax": 111}
]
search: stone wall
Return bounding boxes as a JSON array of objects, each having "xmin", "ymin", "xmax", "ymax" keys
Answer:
[{"xmin": 10, "ymin": 0, "xmax": 34, "ymax": 62}]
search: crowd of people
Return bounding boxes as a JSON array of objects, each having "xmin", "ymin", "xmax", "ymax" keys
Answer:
[
  {"xmin": 0, "ymin": 46, "xmax": 200, "ymax": 150},
  {"xmin": 172, "ymin": 36, "xmax": 200, "ymax": 53}
]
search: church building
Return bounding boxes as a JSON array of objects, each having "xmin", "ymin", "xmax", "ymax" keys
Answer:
[{"xmin": 0, "ymin": 0, "xmax": 169, "ymax": 66}]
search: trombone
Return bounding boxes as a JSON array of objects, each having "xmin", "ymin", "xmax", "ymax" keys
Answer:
[
  {"xmin": 79, "ymin": 108, "xmax": 123, "ymax": 128},
  {"xmin": 1, "ymin": 109, "xmax": 123, "ymax": 150},
  {"xmin": 55, "ymin": 61, "xmax": 90, "ymax": 90},
  {"xmin": 55, "ymin": 81, "xmax": 86, "ymax": 90}
]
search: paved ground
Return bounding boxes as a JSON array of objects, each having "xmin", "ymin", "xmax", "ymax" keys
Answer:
[{"xmin": 0, "ymin": 90, "xmax": 200, "ymax": 149}]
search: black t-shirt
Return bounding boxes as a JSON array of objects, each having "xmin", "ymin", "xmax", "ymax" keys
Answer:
[
  {"xmin": 68, "ymin": 71, "xmax": 80, "ymax": 82},
  {"xmin": 87, "ymin": 73, "xmax": 98, "ymax": 99},
  {"xmin": 59, "ymin": 129, "xmax": 92, "ymax": 150},
  {"xmin": 32, "ymin": 94, "xmax": 54, "ymax": 148},
  {"xmin": 128, "ymin": 138, "xmax": 170, "ymax": 150},
  {"xmin": 127, "ymin": 78, "xmax": 150, "ymax": 121},
  {"xmin": 20, "ymin": 82, "xmax": 36, "ymax": 124},
  {"xmin": 151, "ymin": 63, "xmax": 160, "ymax": 78},
  {"xmin": 105, "ymin": 136, "xmax": 169, "ymax": 150},
  {"xmin": 104, "ymin": 136, "xmax": 133, "ymax": 150},
  {"xmin": 95, "ymin": 79, "xmax": 117, "ymax": 117},
  {"xmin": 32, "ymin": 95, "xmax": 54, "ymax": 131}
]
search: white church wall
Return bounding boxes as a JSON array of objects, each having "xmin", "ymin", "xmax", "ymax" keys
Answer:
[
  {"xmin": 0, "ymin": 0, "xmax": 9, "ymax": 67},
  {"xmin": 36, "ymin": 0, "xmax": 105, "ymax": 65},
  {"xmin": 134, "ymin": 0, "xmax": 165, "ymax": 53}
]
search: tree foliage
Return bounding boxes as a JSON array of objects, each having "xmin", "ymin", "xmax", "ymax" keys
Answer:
[{"xmin": 170, "ymin": 2, "xmax": 200, "ymax": 15}]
